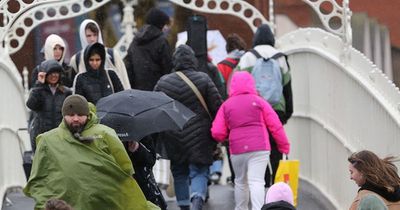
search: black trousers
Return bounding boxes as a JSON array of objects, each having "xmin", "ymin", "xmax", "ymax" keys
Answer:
[{"xmin": 264, "ymin": 134, "xmax": 283, "ymax": 187}]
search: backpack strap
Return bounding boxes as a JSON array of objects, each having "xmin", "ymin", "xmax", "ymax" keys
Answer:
[
  {"xmin": 107, "ymin": 48, "xmax": 115, "ymax": 66},
  {"xmin": 272, "ymin": 52, "xmax": 291, "ymax": 70},
  {"xmin": 219, "ymin": 59, "xmax": 237, "ymax": 69},
  {"xmin": 249, "ymin": 49, "xmax": 263, "ymax": 59}
]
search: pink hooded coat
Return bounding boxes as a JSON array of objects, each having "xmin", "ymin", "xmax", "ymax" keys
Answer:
[{"xmin": 211, "ymin": 71, "xmax": 290, "ymax": 155}]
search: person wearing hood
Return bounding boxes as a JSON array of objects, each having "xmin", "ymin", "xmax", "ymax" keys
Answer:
[
  {"xmin": 30, "ymin": 34, "xmax": 76, "ymax": 88},
  {"xmin": 154, "ymin": 45, "xmax": 222, "ymax": 210},
  {"xmin": 211, "ymin": 71, "xmax": 290, "ymax": 210},
  {"xmin": 348, "ymin": 150, "xmax": 400, "ymax": 210},
  {"xmin": 69, "ymin": 19, "xmax": 130, "ymax": 89},
  {"xmin": 235, "ymin": 24, "xmax": 294, "ymax": 189},
  {"xmin": 74, "ymin": 42, "xmax": 123, "ymax": 104},
  {"xmin": 24, "ymin": 95, "xmax": 159, "ymax": 210},
  {"xmin": 262, "ymin": 182, "xmax": 296, "ymax": 210},
  {"xmin": 26, "ymin": 59, "xmax": 72, "ymax": 152},
  {"xmin": 124, "ymin": 8, "xmax": 173, "ymax": 90}
]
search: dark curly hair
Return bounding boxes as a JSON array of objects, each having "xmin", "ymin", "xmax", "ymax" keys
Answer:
[
  {"xmin": 225, "ymin": 33, "xmax": 247, "ymax": 53},
  {"xmin": 348, "ymin": 150, "xmax": 400, "ymax": 192}
]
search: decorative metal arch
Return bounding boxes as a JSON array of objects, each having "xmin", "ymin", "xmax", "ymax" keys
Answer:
[
  {"xmin": 302, "ymin": 0, "xmax": 352, "ymax": 49},
  {"xmin": 169, "ymin": 0, "xmax": 271, "ymax": 33},
  {"xmin": 1, "ymin": 0, "xmax": 111, "ymax": 54},
  {"xmin": 168, "ymin": 0, "xmax": 352, "ymax": 48}
]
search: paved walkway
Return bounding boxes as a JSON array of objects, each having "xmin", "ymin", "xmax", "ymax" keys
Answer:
[{"xmin": 2, "ymin": 179, "xmax": 336, "ymax": 210}]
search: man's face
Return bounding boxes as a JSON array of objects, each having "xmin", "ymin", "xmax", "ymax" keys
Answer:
[
  {"xmin": 85, "ymin": 29, "xmax": 98, "ymax": 45},
  {"xmin": 64, "ymin": 114, "xmax": 88, "ymax": 134},
  {"xmin": 88, "ymin": 53, "xmax": 101, "ymax": 70}
]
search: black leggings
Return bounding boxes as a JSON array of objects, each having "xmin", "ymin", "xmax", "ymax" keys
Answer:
[{"xmin": 264, "ymin": 134, "xmax": 283, "ymax": 187}]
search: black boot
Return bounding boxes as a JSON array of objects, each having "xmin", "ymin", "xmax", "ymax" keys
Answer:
[
  {"xmin": 191, "ymin": 196, "xmax": 204, "ymax": 210},
  {"xmin": 180, "ymin": 205, "xmax": 190, "ymax": 210}
]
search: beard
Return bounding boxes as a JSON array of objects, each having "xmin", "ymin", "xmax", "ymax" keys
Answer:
[{"xmin": 65, "ymin": 120, "xmax": 86, "ymax": 136}]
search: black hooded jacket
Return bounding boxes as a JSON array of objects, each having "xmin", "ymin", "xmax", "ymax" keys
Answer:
[
  {"xmin": 124, "ymin": 24, "xmax": 173, "ymax": 90},
  {"xmin": 74, "ymin": 43, "xmax": 123, "ymax": 104},
  {"xmin": 26, "ymin": 60, "xmax": 72, "ymax": 151},
  {"xmin": 261, "ymin": 201, "xmax": 296, "ymax": 210},
  {"xmin": 154, "ymin": 45, "xmax": 222, "ymax": 165}
]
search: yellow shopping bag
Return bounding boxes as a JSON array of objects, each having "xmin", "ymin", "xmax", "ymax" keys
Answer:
[{"xmin": 274, "ymin": 159, "xmax": 300, "ymax": 206}]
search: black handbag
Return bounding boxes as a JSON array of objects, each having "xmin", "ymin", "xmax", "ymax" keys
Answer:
[{"xmin": 22, "ymin": 151, "xmax": 33, "ymax": 180}]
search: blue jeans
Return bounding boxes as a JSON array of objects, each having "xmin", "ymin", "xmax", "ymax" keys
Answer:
[
  {"xmin": 171, "ymin": 163, "xmax": 209, "ymax": 206},
  {"xmin": 209, "ymin": 160, "xmax": 223, "ymax": 175}
]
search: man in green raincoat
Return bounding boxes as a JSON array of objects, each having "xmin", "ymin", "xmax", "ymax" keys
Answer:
[{"xmin": 24, "ymin": 94, "xmax": 159, "ymax": 210}]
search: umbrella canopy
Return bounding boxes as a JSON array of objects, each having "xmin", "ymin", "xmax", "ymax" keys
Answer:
[{"xmin": 96, "ymin": 89, "xmax": 195, "ymax": 141}]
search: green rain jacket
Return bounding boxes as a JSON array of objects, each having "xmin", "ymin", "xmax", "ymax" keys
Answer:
[{"xmin": 24, "ymin": 110, "xmax": 159, "ymax": 210}]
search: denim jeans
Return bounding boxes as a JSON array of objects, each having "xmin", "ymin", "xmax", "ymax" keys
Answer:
[
  {"xmin": 171, "ymin": 163, "xmax": 209, "ymax": 206},
  {"xmin": 209, "ymin": 160, "xmax": 223, "ymax": 175}
]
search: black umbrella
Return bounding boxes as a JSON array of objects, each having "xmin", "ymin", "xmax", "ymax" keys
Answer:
[{"xmin": 96, "ymin": 89, "xmax": 195, "ymax": 141}]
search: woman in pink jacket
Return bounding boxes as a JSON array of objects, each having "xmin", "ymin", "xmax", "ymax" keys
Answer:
[{"xmin": 211, "ymin": 71, "xmax": 290, "ymax": 210}]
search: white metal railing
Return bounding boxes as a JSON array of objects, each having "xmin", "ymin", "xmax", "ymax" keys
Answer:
[
  {"xmin": 0, "ymin": 127, "xmax": 29, "ymax": 205},
  {"xmin": 0, "ymin": 51, "xmax": 31, "ymax": 208},
  {"xmin": 277, "ymin": 28, "xmax": 400, "ymax": 209}
]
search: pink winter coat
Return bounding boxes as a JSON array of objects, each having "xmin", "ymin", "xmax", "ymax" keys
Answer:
[{"xmin": 211, "ymin": 71, "xmax": 290, "ymax": 155}]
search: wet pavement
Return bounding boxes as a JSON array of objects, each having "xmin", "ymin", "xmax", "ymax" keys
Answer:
[{"xmin": 2, "ymin": 179, "xmax": 336, "ymax": 210}]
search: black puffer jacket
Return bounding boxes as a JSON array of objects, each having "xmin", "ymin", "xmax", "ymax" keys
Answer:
[
  {"xmin": 154, "ymin": 45, "xmax": 222, "ymax": 165},
  {"xmin": 124, "ymin": 24, "xmax": 173, "ymax": 90},
  {"xmin": 26, "ymin": 60, "xmax": 72, "ymax": 151},
  {"xmin": 74, "ymin": 43, "xmax": 123, "ymax": 104}
]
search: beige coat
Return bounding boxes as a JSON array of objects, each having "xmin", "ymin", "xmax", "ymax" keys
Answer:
[{"xmin": 349, "ymin": 190, "xmax": 400, "ymax": 210}]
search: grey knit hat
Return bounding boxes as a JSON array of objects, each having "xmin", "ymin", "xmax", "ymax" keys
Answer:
[{"xmin": 62, "ymin": 95, "xmax": 89, "ymax": 117}]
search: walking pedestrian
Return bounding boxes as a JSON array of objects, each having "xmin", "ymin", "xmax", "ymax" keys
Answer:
[
  {"xmin": 24, "ymin": 94, "xmax": 157, "ymax": 210},
  {"xmin": 236, "ymin": 24, "xmax": 293, "ymax": 188},
  {"xmin": 348, "ymin": 150, "xmax": 400, "ymax": 210},
  {"xmin": 74, "ymin": 42, "xmax": 123, "ymax": 104},
  {"xmin": 125, "ymin": 8, "xmax": 173, "ymax": 90},
  {"xmin": 211, "ymin": 71, "xmax": 290, "ymax": 210},
  {"xmin": 154, "ymin": 44, "xmax": 223, "ymax": 210},
  {"xmin": 216, "ymin": 33, "xmax": 247, "ymax": 184},
  {"xmin": 217, "ymin": 33, "xmax": 247, "ymax": 83},
  {"xmin": 69, "ymin": 19, "xmax": 130, "ymax": 89},
  {"xmin": 27, "ymin": 60, "xmax": 72, "ymax": 152}
]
